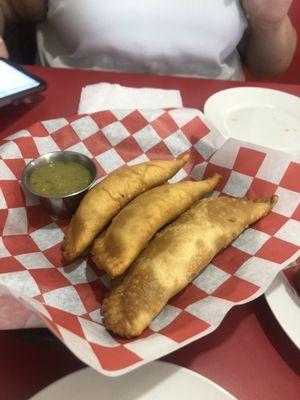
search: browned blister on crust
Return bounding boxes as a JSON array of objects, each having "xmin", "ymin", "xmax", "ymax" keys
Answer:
[
  {"xmin": 92, "ymin": 174, "xmax": 221, "ymax": 277},
  {"xmin": 62, "ymin": 154, "xmax": 189, "ymax": 261},
  {"xmin": 102, "ymin": 195, "xmax": 277, "ymax": 338}
]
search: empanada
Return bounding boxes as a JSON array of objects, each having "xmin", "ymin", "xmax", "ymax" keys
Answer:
[
  {"xmin": 92, "ymin": 174, "xmax": 221, "ymax": 277},
  {"xmin": 63, "ymin": 154, "xmax": 189, "ymax": 261},
  {"xmin": 102, "ymin": 195, "xmax": 277, "ymax": 337}
]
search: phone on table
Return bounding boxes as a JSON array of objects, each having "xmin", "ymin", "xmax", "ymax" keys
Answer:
[{"xmin": 0, "ymin": 58, "xmax": 47, "ymax": 108}]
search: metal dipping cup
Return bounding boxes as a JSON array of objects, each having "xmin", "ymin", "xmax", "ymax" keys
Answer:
[{"xmin": 21, "ymin": 151, "xmax": 97, "ymax": 219}]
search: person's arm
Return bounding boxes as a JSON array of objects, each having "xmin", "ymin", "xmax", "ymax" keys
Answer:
[
  {"xmin": 239, "ymin": 0, "xmax": 297, "ymax": 78},
  {"xmin": 0, "ymin": 6, "xmax": 8, "ymax": 57},
  {"xmin": 0, "ymin": 0, "xmax": 47, "ymax": 57}
]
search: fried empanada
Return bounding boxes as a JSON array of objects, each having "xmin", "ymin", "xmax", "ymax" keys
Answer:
[
  {"xmin": 92, "ymin": 174, "xmax": 221, "ymax": 277},
  {"xmin": 102, "ymin": 195, "xmax": 278, "ymax": 337},
  {"xmin": 63, "ymin": 154, "xmax": 189, "ymax": 261}
]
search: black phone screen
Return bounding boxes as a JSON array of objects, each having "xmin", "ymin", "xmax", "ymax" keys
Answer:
[{"xmin": 0, "ymin": 59, "xmax": 46, "ymax": 103}]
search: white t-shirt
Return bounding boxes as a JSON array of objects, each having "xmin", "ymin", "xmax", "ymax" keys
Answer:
[{"xmin": 37, "ymin": 0, "xmax": 247, "ymax": 80}]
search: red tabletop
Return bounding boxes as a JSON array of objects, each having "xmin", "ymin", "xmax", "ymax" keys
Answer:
[{"xmin": 0, "ymin": 66, "xmax": 299, "ymax": 400}]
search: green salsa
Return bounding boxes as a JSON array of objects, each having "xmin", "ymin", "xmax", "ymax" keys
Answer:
[{"xmin": 29, "ymin": 161, "xmax": 92, "ymax": 196}]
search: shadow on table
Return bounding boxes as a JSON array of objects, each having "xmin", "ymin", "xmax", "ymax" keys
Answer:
[
  {"xmin": 10, "ymin": 327, "xmax": 64, "ymax": 347},
  {"xmin": 0, "ymin": 94, "xmax": 44, "ymax": 134}
]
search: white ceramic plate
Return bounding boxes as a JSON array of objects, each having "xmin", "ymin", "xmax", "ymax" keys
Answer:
[
  {"xmin": 29, "ymin": 361, "xmax": 237, "ymax": 400},
  {"xmin": 204, "ymin": 87, "xmax": 300, "ymax": 153},
  {"xmin": 265, "ymin": 272, "xmax": 300, "ymax": 350}
]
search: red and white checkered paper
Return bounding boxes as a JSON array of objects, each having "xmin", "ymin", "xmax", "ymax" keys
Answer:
[{"xmin": 1, "ymin": 108, "xmax": 300, "ymax": 376}]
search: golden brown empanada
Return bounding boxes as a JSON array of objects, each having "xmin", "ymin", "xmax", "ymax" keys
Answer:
[
  {"xmin": 63, "ymin": 154, "xmax": 189, "ymax": 261},
  {"xmin": 102, "ymin": 195, "xmax": 277, "ymax": 337},
  {"xmin": 92, "ymin": 174, "xmax": 221, "ymax": 277}
]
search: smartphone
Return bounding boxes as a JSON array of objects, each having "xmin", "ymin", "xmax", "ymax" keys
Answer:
[{"xmin": 0, "ymin": 58, "xmax": 47, "ymax": 107}]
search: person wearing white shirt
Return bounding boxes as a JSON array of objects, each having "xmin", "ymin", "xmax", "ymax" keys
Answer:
[{"xmin": 0, "ymin": 0, "xmax": 297, "ymax": 80}]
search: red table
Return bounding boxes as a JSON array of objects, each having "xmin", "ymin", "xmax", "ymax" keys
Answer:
[{"xmin": 0, "ymin": 66, "xmax": 299, "ymax": 400}]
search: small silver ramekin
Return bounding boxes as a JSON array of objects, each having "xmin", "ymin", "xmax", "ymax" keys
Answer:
[{"xmin": 21, "ymin": 151, "xmax": 97, "ymax": 219}]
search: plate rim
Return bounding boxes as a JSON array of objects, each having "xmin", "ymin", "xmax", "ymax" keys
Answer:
[
  {"xmin": 204, "ymin": 86, "xmax": 300, "ymax": 110},
  {"xmin": 203, "ymin": 86, "xmax": 300, "ymax": 148},
  {"xmin": 264, "ymin": 272, "xmax": 300, "ymax": 349},
  {"xmin": 29, "ymin": 360, "xmax": 237, "ymax": 400}
]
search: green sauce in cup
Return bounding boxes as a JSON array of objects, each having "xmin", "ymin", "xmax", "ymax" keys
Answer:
[{"xmin": 29, "ymin": 161, "xmax": 92, "ymax": 196}]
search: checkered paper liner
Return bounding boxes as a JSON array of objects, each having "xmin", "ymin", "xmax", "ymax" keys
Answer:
[{"xmin": 1, "ymin": 108, "xmax": 300, "ymax": 376}]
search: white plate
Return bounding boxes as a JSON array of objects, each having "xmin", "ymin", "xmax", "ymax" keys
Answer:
[
  {"xmin": 265, "ymin": 272, "xmax": 300, "ymax": 350},
  {"xmin": 204, "ymin": 87, "xmax": 300, "ymax": 153},
  {"xmin": 29, "ymin": 361, "xmax": 237, "ymax": 400}
]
